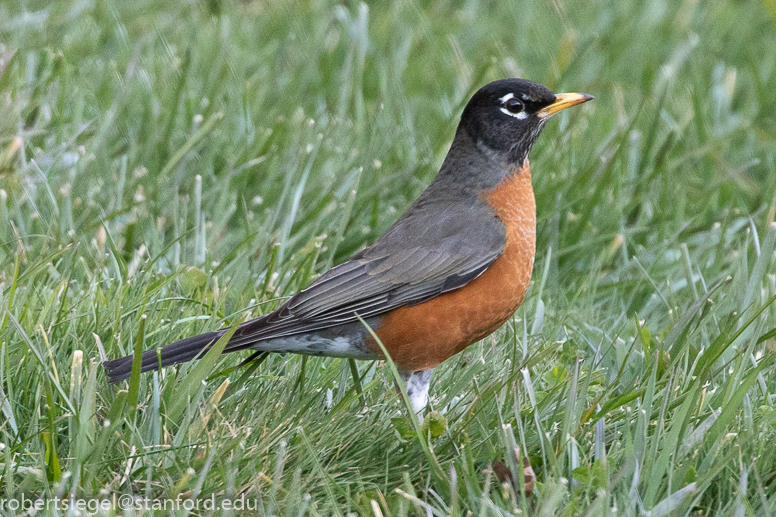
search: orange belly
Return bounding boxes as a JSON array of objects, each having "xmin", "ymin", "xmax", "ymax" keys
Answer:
[{"xmin": 369, "ymin": 163, "xmax": 536, "ymax": 371}]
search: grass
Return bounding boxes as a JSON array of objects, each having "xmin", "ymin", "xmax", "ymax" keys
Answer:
[{"xmin": 1, "ymin": 0, "xmax": 776, "ymax": 514}]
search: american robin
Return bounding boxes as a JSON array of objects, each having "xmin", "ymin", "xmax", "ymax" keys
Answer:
[{"xmin": 104, "ymin": 78, "xmax": 592, "ymax": 413}]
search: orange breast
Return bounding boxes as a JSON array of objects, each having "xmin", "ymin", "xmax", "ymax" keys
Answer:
[{"xmin": 369, "ymin": 162, "xmax": 536, "ymax": 371}]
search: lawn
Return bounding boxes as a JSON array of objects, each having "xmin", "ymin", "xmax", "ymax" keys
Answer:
[{"xmin": 1, "ymin": 0, "xmax": 776, "ymax": 514}]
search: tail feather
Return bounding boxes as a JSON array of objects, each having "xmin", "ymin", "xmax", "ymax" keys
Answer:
[
  {"xmin": 103, "ymin": 329, "xmax": 226, "ymax": 384},
  {"xmin": 103, "ymin": 313, "xmax": 279, "ymax": 384}
]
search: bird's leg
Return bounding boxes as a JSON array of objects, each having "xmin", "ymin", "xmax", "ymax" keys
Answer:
[{"xmin": 398, "ymin": 369, "xmax": 434, "ymax": 415}]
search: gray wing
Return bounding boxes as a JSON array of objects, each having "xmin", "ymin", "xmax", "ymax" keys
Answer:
[{"xmin": 226, "ymin": 198, "xmax": 506, "ymax": 346}]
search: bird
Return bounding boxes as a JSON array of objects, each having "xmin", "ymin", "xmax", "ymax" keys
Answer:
[{"xmin": 103, "ymin": 78, "xmax": 592, "ymax": 414}]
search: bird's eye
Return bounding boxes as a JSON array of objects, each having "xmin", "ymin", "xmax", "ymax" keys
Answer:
[{"xmin": 505, "ymin": 97, "xmax": 524, "ymax": 114}]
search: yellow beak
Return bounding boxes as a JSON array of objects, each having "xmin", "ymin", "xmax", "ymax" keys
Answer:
[{"xmin": 537, "ymin": 92, "xmax": 594, "ymax": 119}]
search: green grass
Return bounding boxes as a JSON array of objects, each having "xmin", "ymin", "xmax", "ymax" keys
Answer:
[{"xmin": 1, "ymin": 0, "xmax": 776, "ymax": 514}]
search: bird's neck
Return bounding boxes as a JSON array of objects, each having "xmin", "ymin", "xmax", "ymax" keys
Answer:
[
  {"xmin": 432, "ymin": 129, "xmax": 528, "ymax": 195},
  {"xmin": 483, "ymin": 159, "xmax": 536, "ymax": 222}
]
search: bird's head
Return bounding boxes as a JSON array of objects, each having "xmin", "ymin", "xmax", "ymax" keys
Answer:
[{"xmin": 460, "ymin": 78, "xmax": 593, "ymax": 165}]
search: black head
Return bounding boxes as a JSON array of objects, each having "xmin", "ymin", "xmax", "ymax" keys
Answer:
[{"xmin": 459, "ymin": 78, "xmax": 593, "ymax": 164}]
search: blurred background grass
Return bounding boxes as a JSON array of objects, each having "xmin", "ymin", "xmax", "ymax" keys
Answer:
[{"xmin": 1, "ymin": 0, "xmax": 775, "ymax": 514}]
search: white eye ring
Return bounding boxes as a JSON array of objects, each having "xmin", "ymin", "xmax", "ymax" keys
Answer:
[
  {"xmin": 500, "ymin": 108, "xmax": 528, "ymax": 120},
  {"xmin": 500, "ymin": 94, "xmax": 527, "ymax": 119}
]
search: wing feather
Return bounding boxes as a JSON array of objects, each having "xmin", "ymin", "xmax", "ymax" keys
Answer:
[{"xmin": 230, "ymin": 198, "xmax": 507, "ymax": 345}]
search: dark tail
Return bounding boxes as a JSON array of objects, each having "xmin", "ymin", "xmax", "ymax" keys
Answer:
[
  {"xmin": 103, "ymin": 329, "xmax": 229, "ymax": 384},
  {"xmin": 103, "ymin": 311, "xmax": 284, "ymax": 384}
]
